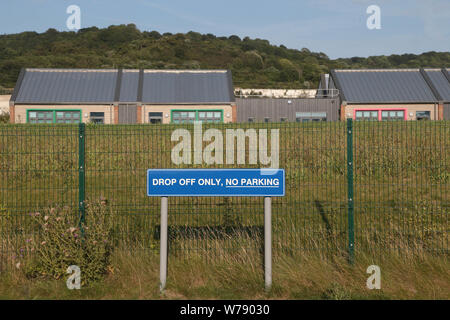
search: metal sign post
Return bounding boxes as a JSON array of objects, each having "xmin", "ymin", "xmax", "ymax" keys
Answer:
[
  {"xmin": 264, "ymin": 196, "xmax": 272, "ymax": 290},
  {"xmin": 159, "ymin": 196, "xmax": 168, "ymax": 292},
  {"xmin": 147, "ymin": 169, "xmax": 284, "ymax": 293}
]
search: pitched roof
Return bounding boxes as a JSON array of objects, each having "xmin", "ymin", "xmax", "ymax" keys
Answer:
[
  {"xmin": 424, "ymin": 68, "xmax": 450, "ymax": 102},
  {"xmin": 14, "ymin": 69, "xmax": 118, "ymax": 104},
  {"xmin": 142, "ymin": 70, "xmax": 234, "ymax": 104},
  {"xmin": 330, "ymin": 68, "xmax": 450, "ymax": 103},
  {"xmin": 12, "ymin": 68, "xmax": 235, "ymax": 104}
]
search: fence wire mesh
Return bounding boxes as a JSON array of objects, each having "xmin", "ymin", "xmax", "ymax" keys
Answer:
[{"xmin": 0, "ymin": 121, "xmax": 448, "ymax": 270}]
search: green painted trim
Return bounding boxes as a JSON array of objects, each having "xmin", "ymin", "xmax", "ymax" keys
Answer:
[
  {"xmin": 170, "ymin": 109, "xmax": 224, "ymax": 124},
  {"xmin": 26, "ymin": 109, "xmax": 82, "ymax": 124}
]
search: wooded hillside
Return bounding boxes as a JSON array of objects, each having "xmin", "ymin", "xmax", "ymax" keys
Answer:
[{"xmin": 1, "ymin": 24, "xmax": 449, "ymax": 89}]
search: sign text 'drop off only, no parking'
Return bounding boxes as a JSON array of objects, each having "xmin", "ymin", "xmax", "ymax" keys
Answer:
[{"xmin": 147, "ymin": 169, "xmax": 285, "ymax": 197}]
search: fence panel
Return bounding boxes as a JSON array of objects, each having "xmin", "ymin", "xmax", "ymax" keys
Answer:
[
  {"xmin": 0, "ymin": 125, "xmax": 79, "ymax": 270},
  {"xmin": 353, "ymin": 121, "xmax": 449, "ymax": 257},
  {"xmin": 0, "ymin": 121, "xmax": 448, "ymax": 270}
]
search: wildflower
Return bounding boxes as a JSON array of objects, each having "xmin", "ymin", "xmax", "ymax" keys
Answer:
[
  {"xmin": 26, "ymin": 238, "xmax": 32, "ymax": 243},
  {"xmin": 44, "ymin": 215, "xmax": 49, "ymax": 221},
  {"xmin": 15, "ymin": 262, "xmax": 21, "ymax": 269},
  {"xmin": 69, "ymin": 227, "xmax": 76, "ymax": 233},
  {"xmin": 50, "ymin": 208, "xmax": 56, "ymax": 215},
  {"xmin": 56, "ymin": 217, "xmax": 62, "ymax": 222},
  {"xmin": 41, "ymin": 241, "xmax": 46, "ymax": 245}
]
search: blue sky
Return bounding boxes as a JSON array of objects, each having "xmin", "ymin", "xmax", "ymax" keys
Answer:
[{"xmin": 1, "ymin": 0, "xmax": 449, "ymax": 59}]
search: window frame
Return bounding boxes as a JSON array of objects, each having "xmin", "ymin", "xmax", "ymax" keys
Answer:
[
  {"xmin": 353, "ymin": 108, "xmax": 407, "ymax": 121},
  {"xmin": 416, "ymin": 111, "xmax": 431, "ymax": 121},
  {"xmin": 170, "ymin": 109, "xmax": 223, "ymax": 124},
  {"xmin": 27, "ymin": 109, "xmax": 82, "ymax": 124},
  {"xmin": 89, "ymin": 112, "xmax": 105, "ymax": 124},
  {"xmin": 149, "ymin": 112, "xmax": 163, "ymax": 124},
  {"xmin": 295, "ymin": 112, "xmax": 327, "ymax": 122}
]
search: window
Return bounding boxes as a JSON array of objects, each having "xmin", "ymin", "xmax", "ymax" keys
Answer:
[
  {"xmin": 354, "ymin": 109, "xmax": 407, "ymax": 121},
  {"xmin": 280, "ymin": 117, "xmax": 288, "ymax": 122},
  {"xmin": 355, "ymin": 110, "xmax": 378, "ymax": 121},
  {"xmin": 198, "ymin": 111, "xmax": 222, "ymax": 123},
  {"xmin": 90, "ymin": 112, "xmax": 105, "ymax": 124},
  {"xmin": 381, "ymin": 110, "xmax": 404, "ymax": 121},
  {"xmin": 416, "ymin": 111, "xmax": 430, "ymax": 121},
  {"xmin": 28, "ymin": 111, "xmax": 53, "ymax": 124},
  {"xmin": 248, "ymin": 117, "xmax": 254, "ymax": 123},
  {"xmin": 296, "ymin": 112, "xmax": 327, "ymax": 122},
  {"xmin": 172, "ymin": 110, "xmax": 222, "ymax": 123},
  {"xmin": 28, "ymin": 110, "xmax": 80, "ymax": 124},
  {"xmin": 264, "ymin": 117, "xmax": 271, "ymax": 123},
  {"xmin": 149, "ymin": 112, "xmax": 163, "ymax": 124},
  {"xmin": 172, "ymin": 111, "xmax": 196, "ymax": 124}
]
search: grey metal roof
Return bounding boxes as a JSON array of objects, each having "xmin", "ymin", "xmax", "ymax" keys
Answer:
[
  {"xmin": 12, "ymin": 68, "xmax": 235, "ymax": 105},
  {"xmin": 424, "ymin": 69, "xmax": 450, "ymax": 102},
  {"xmin": 15, "ymin": 69, "xmax": 118, "ymax": 104},
  {"xmin": 119, "ymin": 70, "xmax": 139, "ymax": 102},
  {"xmin": 141, "ymin": 70, "xmax": 234, "ymax": 104},
  {"xmin": 332, "ymin": 69, "xmax": 439, "ymax": 103}
]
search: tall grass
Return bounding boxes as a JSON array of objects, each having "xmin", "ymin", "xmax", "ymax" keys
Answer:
[{"xmin": 0, "ymin": 232, "xmax": 448, "ymax": 299}]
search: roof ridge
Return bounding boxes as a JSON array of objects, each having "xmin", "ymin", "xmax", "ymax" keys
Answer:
[
  {"xmin": 333, "ymin": 68, "xmax": 420, "ymax": 72},
  {"xmin": 25, "ymin": 68, "xmax": 229, "ymax": 73}
]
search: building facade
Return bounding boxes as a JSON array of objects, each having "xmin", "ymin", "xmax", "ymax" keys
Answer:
[
  {"xmin": 320, "ymin": 68, "xmax": 450, "ymax": 121},
  {"xmin": 236, "ymin": 97, "xmax": 339, "ymax": 123},
  {"xmin": 10, "ymin": 68, "xmax": 236, "ymax": 124}
]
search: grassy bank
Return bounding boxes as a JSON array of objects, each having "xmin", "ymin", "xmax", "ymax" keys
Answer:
[{"xmin": 0, "ymin": 246, "xmax": 448, "ymax": 300}]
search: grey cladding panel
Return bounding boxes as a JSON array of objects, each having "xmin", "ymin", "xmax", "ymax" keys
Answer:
[
  {"xmin": 236, "ymin": 98, "xmax": 339, "ymax": 122},
  {"xmin": 444, "ymin": 103, "xmax": 450, "ymax": 120},
  {"xmin": 118, "ymin": 104, "xmax": 137, "ymax": 124}
]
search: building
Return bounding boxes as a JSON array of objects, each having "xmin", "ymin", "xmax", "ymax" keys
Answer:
[
  {"xmin": 236, "ymin": 97, "xmax": 339, "ymax": 123},
  {"xmin": 9, "ymin": 68, "xmax": 236, "ymax": 124},
  {"xmin": 320, "ymin": 68, "xmax": 450, "ymax": 121}
]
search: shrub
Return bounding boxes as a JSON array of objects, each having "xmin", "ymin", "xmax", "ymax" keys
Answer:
[
  {"xmin": 22, "ymin": 202, "xmax": 114, "ymax": 286},
  {"xmin": 0, "ymin": 111, "xmax": 10, "ymax": 123}
]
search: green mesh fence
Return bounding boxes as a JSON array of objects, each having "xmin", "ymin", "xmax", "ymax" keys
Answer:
[{"xmin": 0, "ymin": 121, "xmax": 448, "ymax": 270}]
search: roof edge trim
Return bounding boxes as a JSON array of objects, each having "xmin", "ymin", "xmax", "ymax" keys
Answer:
[
  {"xmin": 330, "ymin": 70, "xmax": 346, "ymax": 102},
  {"xmin": 10, "ymin": 68, "xmax": 26, "ymax": 104},
  {"xmin": 420, "ymin": 68, "xmax": 442, "ymax": 101}
]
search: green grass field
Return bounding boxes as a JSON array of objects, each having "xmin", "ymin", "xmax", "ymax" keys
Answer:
[{"xmin": 0, "ymin": 121, "xmax": 448, "ymax": 299}]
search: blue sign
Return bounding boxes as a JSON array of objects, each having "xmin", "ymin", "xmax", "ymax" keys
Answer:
[{"xmin": 147, "ymin": 169, "xmax": 285, "ymax": 197}]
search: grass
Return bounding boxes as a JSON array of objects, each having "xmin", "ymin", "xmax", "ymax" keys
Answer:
[{"xmin": 0, "ymin": 244, "xmax": 448, "ymax": 300}]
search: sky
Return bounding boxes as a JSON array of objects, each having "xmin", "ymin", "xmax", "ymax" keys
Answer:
[{"xmin": 0, "ymin": 0, "xmax": 449, "ymax": 59}]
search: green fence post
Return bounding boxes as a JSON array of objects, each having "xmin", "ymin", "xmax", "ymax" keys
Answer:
[
  {"xmin": 78, "ymin": 123, "xmax": 86, "ymax": 236},
  {"xmin": 347, "ymin": 118, "xmax": 355, "ymax": 264}
]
